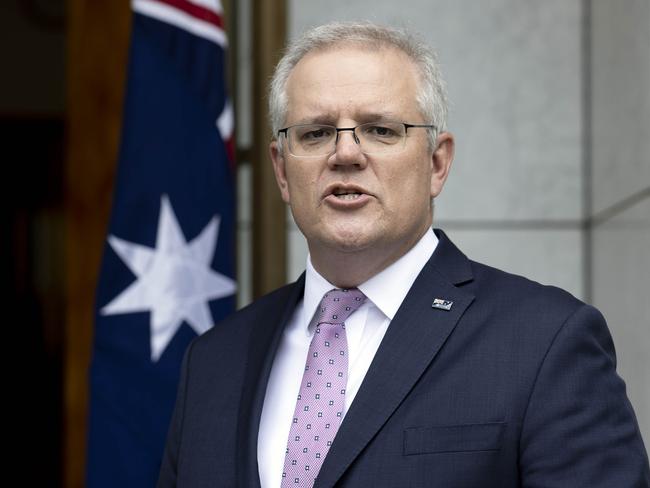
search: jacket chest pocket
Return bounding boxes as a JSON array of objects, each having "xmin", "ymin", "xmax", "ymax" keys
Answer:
[{"xmin": 403, "ymin": 422, "xmax": 506, "ymax": 455}]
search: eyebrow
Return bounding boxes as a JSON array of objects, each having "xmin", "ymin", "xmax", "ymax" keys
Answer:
[{"xmin": 294, "ymin": 111, "xmax": 401, "ymax": 126}]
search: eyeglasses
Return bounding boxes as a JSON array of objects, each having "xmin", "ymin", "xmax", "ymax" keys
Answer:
[{"xmin": 277, "ymin": 121, "xmax": 436, "ymax": 157}]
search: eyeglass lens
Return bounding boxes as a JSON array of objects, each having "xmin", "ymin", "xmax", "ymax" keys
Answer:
[{"xmin": 287, "ymin": 122, "xmax": 408, "ymax": 156}]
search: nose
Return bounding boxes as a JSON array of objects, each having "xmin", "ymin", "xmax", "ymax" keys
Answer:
[{"xmin": 328, "ymin": 129, "xmax": 367, "ymax": 170}]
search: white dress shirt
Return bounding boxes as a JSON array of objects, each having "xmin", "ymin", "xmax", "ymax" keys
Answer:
[{"xmin": 257, "ymin": 229, "xmax": 438, "ymax": 488}]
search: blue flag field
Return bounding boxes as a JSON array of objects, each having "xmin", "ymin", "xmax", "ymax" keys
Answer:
[{"xmin": 87, "ymin": 1, "xmax": 236, "ymax": 485}]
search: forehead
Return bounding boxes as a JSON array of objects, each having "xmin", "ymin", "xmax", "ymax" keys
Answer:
[{"xmin": 285, "ymin": 45, "xmax": 421, "ymax": 124}]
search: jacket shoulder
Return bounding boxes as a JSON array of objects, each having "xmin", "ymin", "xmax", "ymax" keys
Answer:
[{"xmin": 469, "ymin": 258, "xmax": 582, "ymax": 308}]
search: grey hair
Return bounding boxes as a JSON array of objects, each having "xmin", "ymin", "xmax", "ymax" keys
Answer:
[{"xmin": 268, "ymin": 21, "xmax": 449, "ymax": 147}]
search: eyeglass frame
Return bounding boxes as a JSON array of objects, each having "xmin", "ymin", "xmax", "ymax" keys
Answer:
[{"xmin": 276, "ymin": 121, "xmax": 437, "ymax": 157}]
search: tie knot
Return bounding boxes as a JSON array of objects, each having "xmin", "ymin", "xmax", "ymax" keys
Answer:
[{"xmin": 315, "ymin": 288, "xmax": 366, "ymax": 325}]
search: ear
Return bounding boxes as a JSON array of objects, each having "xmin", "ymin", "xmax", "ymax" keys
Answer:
[
  {"xmin": 430, "ymin": 131, "xmax": 455, "ymax": 198},
  {"xmin": 270, "ymin": 140, "xmax": 291, "ymax": 203}
]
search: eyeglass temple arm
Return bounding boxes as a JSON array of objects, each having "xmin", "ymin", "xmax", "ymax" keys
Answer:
[{"xmin": 404, "ymin": 123, "xmax": 437, "ymax": 133}]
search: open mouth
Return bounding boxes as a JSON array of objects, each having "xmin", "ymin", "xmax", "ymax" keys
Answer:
[
  {"xmin": 323, "ymin": 184, "xmax": 371, "ymax": 206},
  {"xmin": 333, "ymin": 190, "xmax": 363, "ymax": 201}
]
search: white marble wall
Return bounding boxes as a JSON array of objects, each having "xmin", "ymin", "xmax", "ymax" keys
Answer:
[
  {"xmin": 591, "ymin": 0, "xmax": 650, "ymax": 445},
  {"xmin": 591, "ymin": 0, "xmax": 650, "ymax": 216}
]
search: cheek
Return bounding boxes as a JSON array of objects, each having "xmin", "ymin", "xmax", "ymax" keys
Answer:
[
  {"xmin": 383, "ymin": 163, "xmax": 432, "ymax": 206},
  {"xmin": 285, "ymin": 166, "xmax": 319, "ymax": 203}
]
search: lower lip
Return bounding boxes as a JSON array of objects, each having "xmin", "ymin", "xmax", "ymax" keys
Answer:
[{"xmin": 323, "ymin": 193, "xmax": 372, "ymax": 209}]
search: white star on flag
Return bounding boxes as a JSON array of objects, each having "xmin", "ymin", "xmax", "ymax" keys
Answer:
[{"xmin": 101, "ymin": 194, "xmax": 236, "ymax": 361}]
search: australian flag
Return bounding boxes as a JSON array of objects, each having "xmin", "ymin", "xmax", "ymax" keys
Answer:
[{"xmin": 87, "ymin": 1, "xmax": 236, "ymax": 486}]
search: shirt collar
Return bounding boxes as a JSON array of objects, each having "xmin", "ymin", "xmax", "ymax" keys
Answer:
[{"xmin": 303, "ymin": 228, "xmax": 438, "ymax": 328}]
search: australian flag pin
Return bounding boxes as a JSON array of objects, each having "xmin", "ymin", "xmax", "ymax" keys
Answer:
[{"xmin": 431, "ymin": 298, "xmax": 453, "ymax": 311}]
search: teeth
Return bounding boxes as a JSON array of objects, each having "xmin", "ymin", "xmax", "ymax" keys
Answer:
[{"xmin": 336, "ymin": 193, "xmax": 361, "ymax": 200}]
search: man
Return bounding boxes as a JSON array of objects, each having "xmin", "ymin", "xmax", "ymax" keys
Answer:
[{"xmin": 158, "ymin": 22, "xmax": 649, "ymax": 487}]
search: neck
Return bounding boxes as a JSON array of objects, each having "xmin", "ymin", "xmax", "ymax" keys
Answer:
[{"xmin": 309, "ymin": 227, "xmax": 430, "ymax": 289}]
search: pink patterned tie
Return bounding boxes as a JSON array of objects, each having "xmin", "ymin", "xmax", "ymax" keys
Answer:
[{"xmin": 281, "ymin": 288, "xmax": 366, "ymax": 487}]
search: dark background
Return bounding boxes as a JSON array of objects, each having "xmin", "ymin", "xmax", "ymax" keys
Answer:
[{"xmin": 2, "ymin": 1, "xmax": 66, "ymax": 485}]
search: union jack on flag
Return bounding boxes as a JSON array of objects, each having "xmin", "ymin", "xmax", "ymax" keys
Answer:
[{"xmin": 87, "ymin": 1, "xmax": 236, "ymax": 486}]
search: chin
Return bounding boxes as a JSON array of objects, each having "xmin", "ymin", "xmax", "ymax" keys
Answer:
[
  {"xmin": 301, "ymin": 218, "xmax": 384, "ymax": 254},
  {"xmin": 323, "ymin": 228, "xmax": 377, "ymax": 254}
]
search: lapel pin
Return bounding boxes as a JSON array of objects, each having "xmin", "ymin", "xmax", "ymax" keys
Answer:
[{"xmin": 431, "ymin": 298, "xmax": 453, "ymax": 311}]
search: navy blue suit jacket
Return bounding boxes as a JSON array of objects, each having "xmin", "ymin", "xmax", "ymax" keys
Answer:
[{"xmin": 158, "ymin": 230, "xmax": 649, "ymax": 487}]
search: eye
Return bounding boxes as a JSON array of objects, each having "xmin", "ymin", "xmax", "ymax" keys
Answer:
[
  {"xmin": 361, "ymin": 123, "xmax": 402, "ymax": 142},
  {"xmin": 368, "ymin": 125, "xmax": 396, "ymax": 137},
  {"xmin": 298, "ymin": 126, "xmax": 334, "ymax": 142}
]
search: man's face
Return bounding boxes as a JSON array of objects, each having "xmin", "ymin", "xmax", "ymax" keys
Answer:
[{"xmin": 271, "ymin": 45, "xmax": 453, "ymax": 267}]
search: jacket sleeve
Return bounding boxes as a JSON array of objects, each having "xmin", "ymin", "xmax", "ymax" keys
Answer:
[
  {"xmin": 519, "ymin": 304, "xmax": 650, "ymax": 487},
  {"xmin": 157, "ymin": 341, "xmax": 194, "ymax": 488}
]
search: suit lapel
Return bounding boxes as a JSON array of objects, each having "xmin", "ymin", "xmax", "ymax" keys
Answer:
[
  {"xmin": 315, "ymin": 230, "xmax": 475, "ymax": 488},
  {"xmin": 236, "ymin": 275, "xmax": 305, "ymax": 488}
]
